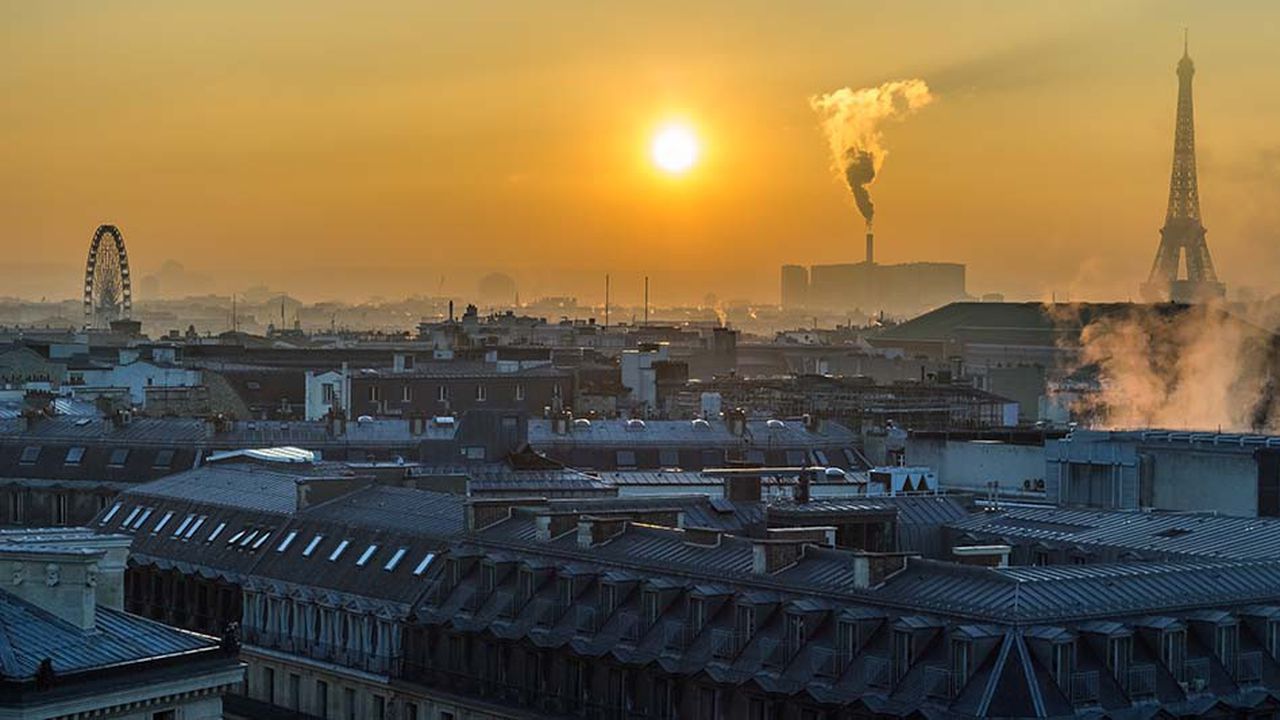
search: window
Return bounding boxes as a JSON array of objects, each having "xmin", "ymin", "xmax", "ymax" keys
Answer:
[
  {"xmin": 412, "ymin": 553, "xmax": 435, "ymax": 575},
  {"xmin": 289, "ymin": 673, "xmax": 301, "ymax": 709},
  {"xmin": 519, "ymin": 568, "xmax": 535, "ymax": 601},
  {"xmin": 553, "ymin": 383, "xmax": 562, "ymax": 398},
  {"xmin": 401, "ymin": 385, "xmax": 412, "ymax": 402},
  {"xmin": 302, "ymin": 534, "xmax": 325, "ymax": 557},
  {"xmin": 893, "ymin": 629, "xmax": 914, "ymax": 682},
  {"xmin": 383, "ymin": 547, "xmax": 408, "ymax": 571},
  {"xmin": 185, "ymin": 515, "xmax": 206, "ymax": 539},
  {"xmin": 368, "ymin": 385, "xmax": 382, "ymax": 402},
  {"xmin": 475, "ymin": 384, "xmax": 487, "ymax": 401},
  {"xmin": 53, "ymin": 494, "xmax": 68, "ymax": 525},
  {"xmin": 65, "ymin": 446, "xmax": 86, "ymax": 466},
  {"xmin": 813, "ymin": 450, "xmax": 829, "ymax": 466},
  {"xmin": 315, "ymin": 680, "xmax": 328, "ymax": 718},
  {"xmin": 659, "ymin": 448, "xmax": 680, "ymax": 467},
  {"xmin": 557, "ymin": 577, "xmax": 573, "ymax": 608},
  {"xmin": 372, "ymin": 695, "xmax": 385, "ymax": 720},
  {"xmin": 482, "ymin": 563, "xmax": 497, "ymax": 594},
  {"xmin": 108, "ymin": 447, "xmax": 130, "ymax": 467},
  {"xmin": 322, "ymin": 383, "xmax": 336, "ymax": 404},
  {"xmin": 328, "ymin": 539, "xmax": 350, "ymax": 561},
  {"xmin": 252, "ymin": 532, "xmax": 272, "ymax": 550},
  {"xmin": 1268, "ymin": 620, "xmax": 1280, "ymax": 660},
  {"xmin": 262, "ymin": 666, "xmax": 275, "ymax": 705},
  {"xmin": 277, "ymin": 530, "xmax": 299, "ymax": 552},
  {"xmin": 152, "ymin": 511, "xmax": 175, "ymax": 534},
  {"xmin": 404, "ymin": 702, "xmax": 418, "ymax": 720},
  {"xmin": 786, "ymin": 449, "xmax": 807, "ymax": 466},
  {"xmin": 8, "ymin": 493, "xmax": 24, "ymax": 524},
  {"xmin": 1106, "ymin": 635, "xmax": 1132, "ymax": 680},
  {"xmin": 697, "ymin": 686, "xmax": 718, "ymax": 720},
  {"xmin": 616, "ymin": 450, "xmax": 637, "ymax": 468},
  {"xmin": 100, "ymin": 502, "xmax": 122, "ymax": 525},
  {"xmin": 837, "ymin": 620, "xmax": 859, "ymax": 664},
  {"xmin": 152, "ymin": 449, "xmax": 175, "ymax": 469},
  {"xmin": 19, "ymin": 446, "xmax": 39, "ymax": 465},
  {"xmin": 951, "ymin": 638, "xmax": 972, "ymax": 691},
  {"xmin": 515, "ymin": 384, "xmax": 526, "ymax": 401},
  {"xmin": 690, "ymin": 597, "xmax": 707, "ymax": 634},
  {"xmin": 735, "ymin": 604, "xmax": 755, "ymax": 637},
  {"xmin": 172, "ymin": 514, "xmax": 194, "ymax": 537},
  {"xmin": 602, "ymin": 583, "xmax": 619, "ymax": 614},
  {"xmin": 131, "ymin": 507, "xmax": 153, "ymax": 530},
  {"xmin": 152, "ymin": 711, "xmax": 176, "ymax": 720},
  {"xmin": 463, "ymin": 446, "xmax": 486, "ymax": 460},
  {"xmin": 356, "ymin": 544, "xmax": 379, "ymax": 566},
  {"xmin": 344, "ymin": 687, "xmax": 357, "ymax": 720},
  {"xmin": 227, "ymin": 529, "xmax": 247, "ymax": 545},
  {"xmin": 786, "ymin": 613, "xmax": 806, "ymax": 656},
  {"xmin": 1052, "ymin": 640, "xmax": 1075, "ymax": 690},
  {"xmin": 643, "ymin": 590, "xmax": 660, "ymax": 626},
  {"xmin": 1216, "ymin": 624, "xmax": 1239, "ymax": 670},
  {"xmin": 207, "ymin": 521, "xmax": 227, "ymax": 542},
  {"xmin": 437, "ymin": 385, "xmax": 449, "ymax": 401},
  {"xmin": 1163, "ymin": 629, "xmax": 1187, "ymax": 681}
]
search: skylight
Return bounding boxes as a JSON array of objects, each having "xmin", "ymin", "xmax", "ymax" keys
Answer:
[
  {"xmin": 384, "ymin": 547, "xmax": 408, "ymax": 572},
  {"xmin": 413, "ymin": 553, "xmax": 436, "ymax": 576},
  {"xmin": 172, "ymin": 514, "xmax": 194, "ymax": 537},
  {"xmin": 18, "ymin": 446, "xmax": 39, "ymax": 464},
  {"xmin": 226, "ymin": 529, "xmax": 246, "ymax": 545},
  {"xmin": 238, "ymin": 530, "xmax": 259, "ymax": 547},
  {"xmin": 328, "ymin": 539, "xmax": 350, "ymax": 562},
  {"xmin": 302, "ymin": 534, "xmax": 324, "ymax": 557},
  {"xmin": 356, "ymin": 544, "xmax": 379, "ymax": 567},
  {"xmin": 251, "ymin": 532, "xmax": 272, "ymax": 550},
  {"xmin": 100, "ymin": 502, "xmax": 122, "ymax": 525},
  {"xmin": 185, "ymin": 516, "xmax": 206, "ymax": 539},
  {"xmin": 153, "ymin": 511, "xmax": 175, "ymax": 534},
  {"xmin": 207, "ymin": 522, "xmax": 227, "ymax": 542},
  {"xmin": 65, "ymin": 446, "xmax": 86, "ymax": 466},
  {"xmin": 277, "ymin": 530, "xmax": 299, "ymax": 552},
  {"xmin": 132, "ymin": 508, "xmax": 153, "ymax": 529},
  {"xmin": 121, "ymin": 507, "xmax": 141, "ymax": 527}
]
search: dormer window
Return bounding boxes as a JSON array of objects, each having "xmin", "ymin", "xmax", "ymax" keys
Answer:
[
  {"xmin": 785, "ymin": 613, "xmax": 805, "ymax": 657},
  {"xmin": 557, "ymin": 577, "xmax": 574, "ymax": 609},
  {"xmin": 1051, "ymin": 640, "xmax": 1075, "ymax": 691},
  {"xmin": 950, "ymin": 638, "xmax": 972, "ymax": 693},
  {"xmin": 601, "ymin": 583, "xmax": 619, "ymax": 615},
  {"xmin": 1216, "ymin": 624, "xmax": 1239, "ymax": 670},
  {"xmin": 65, "ymin": 446, "xmax": 86, "ymax": 466},
  {"xmin": 519, "ymin": 568, "xmax": 535, "ymax": 602},
  {"xmin": 642, "ymin": 590, "xmax": 660, "ymax": 626},
  {"xmin": 1162, "ymin": 629, "xmax": 1187, "ymax": 681},
  {"xmin": 1267, "ymin": 620, "xmax": 1280, "ymax": 659},
  {"xmin": 735, "ymin": 604, "xmax": 755, "ymax": 638},
  {"xmin": 689, "ymin": 597, "xmax": 707, "ymax": 634},
  {"xmin": 481, "ymin": 563, "xmax": 497, "ymax": 594},
  {"xmin": 1106, "ymin": 635, "xmax": 1132, "ymax": 680},
  {"xmin": 837, "ymin": 620, "xmax": 859, "ymax": 668},
  {"xmin": 893, "ymin": 629, "xmax": 914, "ymax": 682}
]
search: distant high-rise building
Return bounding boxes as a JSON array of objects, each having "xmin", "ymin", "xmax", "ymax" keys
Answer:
[
  {"xmin": 1142, "ymin": 35, "xmax": 1225, "ymax": 303},
  {"xmin": 780, "ymin": 264, "xmax": 809, "ymax": 309}
]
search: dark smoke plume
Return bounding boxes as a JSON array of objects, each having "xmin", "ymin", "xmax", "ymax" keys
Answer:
[{"xmin": 844, "ymin": 148, "xmax": 877, "ymax": 225}]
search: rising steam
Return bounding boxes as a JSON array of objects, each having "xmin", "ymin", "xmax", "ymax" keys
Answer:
[
  {"xmin": 1060, "ymin": 302, "xmax": 1280, "ymax": 432},
  {"xmin": 810, "ymin": 79, "xmax": 934, "ymax": 227}
]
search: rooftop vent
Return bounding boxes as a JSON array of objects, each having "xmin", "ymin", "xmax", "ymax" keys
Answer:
[
  {"xmin": 691, "ymin": 418, "xmax": 711, "ymax": 431},
  {"xmin": 626, "ymin": 418, "xmax": 647, "ymax": 432},
  {"xmin": 573, "ymin": 418, "xmax": 592, "ymax": 429},
  {"xmin": 766, "ymin": 419, "xmax": 786, "ymax": 430}
]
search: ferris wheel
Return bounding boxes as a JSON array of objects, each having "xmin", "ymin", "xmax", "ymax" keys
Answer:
[{"xmin": 83, "ymin": 224, "xmax": 133, "ymax": 328}]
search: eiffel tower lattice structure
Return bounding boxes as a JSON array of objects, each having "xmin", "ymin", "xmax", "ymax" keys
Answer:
[{"xmin": 1140, "ymin": 34, "xmax": 1225, "ymax": 304}]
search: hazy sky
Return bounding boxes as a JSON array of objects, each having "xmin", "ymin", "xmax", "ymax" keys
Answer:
[{"xmin": 3, "ymin": 1, "xmax": 1278, "ymax": 305}]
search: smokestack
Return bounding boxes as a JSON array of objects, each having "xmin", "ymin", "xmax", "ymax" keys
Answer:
[{"xmin": 865, "ymin": 230, "xmax": 875, "ymax": 264}]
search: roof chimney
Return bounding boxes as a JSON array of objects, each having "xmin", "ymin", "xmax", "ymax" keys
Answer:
[
  {"xmin": 577, "ymin": 516, "xmax": 628, "ymax": 548},
  {"xmin": 0, "ymin": 548, "xmax": 106, "ymax": 630},
  {"xmin": 723, "ymin": 474, "xmax": 762, "ymax": 502}
]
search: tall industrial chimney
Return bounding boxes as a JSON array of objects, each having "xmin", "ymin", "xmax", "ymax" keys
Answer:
[{"xmin": 865, "ymin": 231, "xmax": 875, "ymax": 264}]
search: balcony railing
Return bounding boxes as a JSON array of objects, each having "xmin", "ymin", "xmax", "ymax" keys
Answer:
[
  {"xmin": 1184, "ymin": 658, "xmax": 1211, "ymax": 695},
  {"xmin": 1127, "ymin": 664, "xmax": 1156, "ymax": 700},
  {"xmin": 1238, "ymin": 651, "xmax": 1263, "ymax": 685},
  {"xmin": 863, "ymin": 655, "xmax": 891, "ymax": 688},
  {"xmin": 922, "ymin": 666, "xmax": 953, "ymax": 699},
  {"xmin": 1071, "ymin": 671, "xmax": 1099, "ymax": 706}
]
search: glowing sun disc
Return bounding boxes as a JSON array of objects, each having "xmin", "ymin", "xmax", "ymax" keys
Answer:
[{"xmin": 651, "ymin": 124, "xmax": 699, "ymax": 174}]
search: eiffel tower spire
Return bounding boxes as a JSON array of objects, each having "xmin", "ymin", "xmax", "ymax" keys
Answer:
[{"xmin": 1141, "ymin": 32, "xmax": 1225, "ymax": 303}]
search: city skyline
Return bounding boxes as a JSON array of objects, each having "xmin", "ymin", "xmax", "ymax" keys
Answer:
[{"xmin": 4, "ymin": 2, "xmax": 1280, "ymax": 306}]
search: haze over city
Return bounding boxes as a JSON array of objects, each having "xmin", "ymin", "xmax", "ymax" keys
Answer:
[{"xmin": 5, "ymin": 1, "xmax": 1280, "ymax": 304}]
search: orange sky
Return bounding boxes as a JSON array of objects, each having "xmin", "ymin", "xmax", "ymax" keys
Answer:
[{"xmin": 3, "ymin": 1, "xmax": 1279, "ymax": 306}]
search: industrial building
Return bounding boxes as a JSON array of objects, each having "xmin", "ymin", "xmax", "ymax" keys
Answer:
[{"xmin": 780, "ymin": 255, "xmax": 966, "ymax": 317}]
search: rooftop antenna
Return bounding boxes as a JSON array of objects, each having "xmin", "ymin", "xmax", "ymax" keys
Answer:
[
  {"xmin": 1183, "ymin": 26, "xmax": 1189, "ymax": 56},
  {"xmin": 604, "ymin": 274, "xmax": 611, "ymax": 328},
  {"xmin": 231, "ymin": 294, "xmax": 237, "ymax": 333}
]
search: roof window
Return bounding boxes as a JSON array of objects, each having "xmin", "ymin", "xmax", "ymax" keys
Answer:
[
  {"xmin": 19, "ymin": 446, "xmax": 40, "ymax": 465},
  {"xmin": 302, "ymin": 534, "xmax": 325, "ymax": 557},
  {"xmin": 413, "ymin": 553, "xmax": 436, "ymax": 576},
  {"xmin": 207, "ymin": 521, "xmax": 226, "ymax": 542},
  {"xmin": 152, "ymin": 511, "xmax": 175, "ymax": 534},
  {"xmin": 356, "ymin": 544, "xmax": 379, "ymax": 566},
  {"xmin": 277, "ymin": 530, "xmax": 299, "ymax": 552},
  {"xmin": 184, "ymin": 516, "xmax": 206, "ymax": 539},
  {"xmin": 152, "ymin": 449, "xmax": 175, "ymax": 469},
  {"xmin": 108, "ymin": 448, "xmax": 130, "ymax": 467},
  {"xmin": 99, "ymin": 502, "xmax": 122, "ymax": 525},
  {"xmin": 384, "ymin": 547, "xmax": 408, "ymax": 572},
  {"xmin": 328, "ymin": 539, "xmax": 350, "ymax": 562},
  {"xmin": 65, "ymin": 446, "xmax": 86, "ymax": 466}
]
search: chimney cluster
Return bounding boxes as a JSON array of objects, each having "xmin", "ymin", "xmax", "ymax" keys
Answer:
[{"xmin": 725, "ymin": 408, "xmax": 747, "ymax": 437}]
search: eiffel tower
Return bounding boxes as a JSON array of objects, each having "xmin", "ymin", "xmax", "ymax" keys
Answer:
[{"xmin": 1140, "ymin": 33, "xmax": 1225, "ymax": 303}]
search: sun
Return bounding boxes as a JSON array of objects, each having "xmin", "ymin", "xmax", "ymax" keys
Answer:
[{"xmin": 651, "ymin": 123, "xmax": 700, "ymax": 174}]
